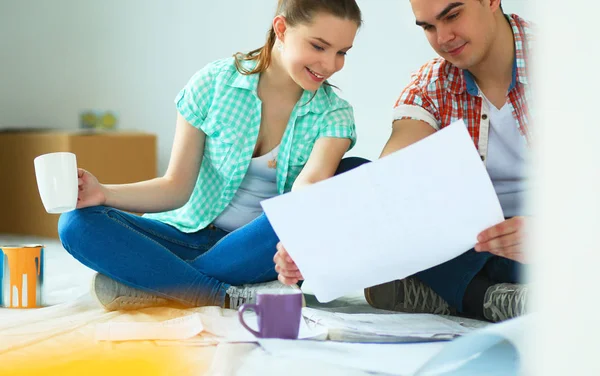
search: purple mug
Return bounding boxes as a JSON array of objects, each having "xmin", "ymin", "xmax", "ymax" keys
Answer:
[{"xmin": 238, "ymin": 290, "xmax": 303, "ymax": 339}]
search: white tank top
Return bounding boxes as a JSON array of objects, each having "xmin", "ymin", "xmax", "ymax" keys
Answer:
[{"xmin": 212, "ymin": 146, "xmax": 279, "ymax": 232}]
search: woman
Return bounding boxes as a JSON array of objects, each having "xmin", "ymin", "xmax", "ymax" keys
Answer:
[{"xmin": 59, "ymin": 0, "xmax": 363, "ymax": 310}]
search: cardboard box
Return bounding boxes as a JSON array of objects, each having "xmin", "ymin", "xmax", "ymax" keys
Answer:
[{"xmin": 0, "ymin": 130, "xmax": 157, "ymax": 238}]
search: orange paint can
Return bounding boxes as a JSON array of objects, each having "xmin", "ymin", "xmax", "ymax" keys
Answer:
[{"xmin": 0, "ymin": 245, "xmax": 44, "ymax": 308}]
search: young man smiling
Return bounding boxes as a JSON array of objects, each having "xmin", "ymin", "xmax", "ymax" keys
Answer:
[
  {"xmin": 364, "ymin": 0, "xmax": 532, "ymax": 322},
  {"xmin": 274, "ymin": 0, "xmax": 532, "ymax": 323}
]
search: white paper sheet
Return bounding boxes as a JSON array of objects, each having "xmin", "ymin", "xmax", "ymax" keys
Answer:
[
  {"xmin": 95, "ymin": 313, "xmax": 204, "ymax": 341},
  {"xmin": 262, "ymin": 121, "xmax": 504, "ymax": 302},
  {"xmin": 302, "ymin": 307, "xmax": 471, "ymax": 342},
  {"xmin": 258, "ymin": 339, "xmax": 446, "ymax": 376},
  {"xmin": 188, "ymin": 311, "xmax": 328, "ymax": 343},
  {"xmin": 258, "ymin": 316, "xmax": 529, "ymax": 376},
  {"xmin": 414, "ymin": 315, "xmax": 529, "ymax": 376},
  {"xmin": 98, "ymin": 309, "xmax": 328, "ymax": 344}
]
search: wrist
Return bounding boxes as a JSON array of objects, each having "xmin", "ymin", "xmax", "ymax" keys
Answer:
[{"xmin": 100, "ymin": 184, "xmax": 112, "ymax": 206}]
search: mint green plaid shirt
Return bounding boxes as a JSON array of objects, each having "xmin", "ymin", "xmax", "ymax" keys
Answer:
[{"xmin": 145, "ymin": 57, "xmax": 357, "ymax": 232}]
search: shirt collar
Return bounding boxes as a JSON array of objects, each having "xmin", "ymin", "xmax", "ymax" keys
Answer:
[
  {"xmin": 227, "ymin": 59, "xmax": 259, "ymax": 91},
  {"xmin": 228, "ymin": 59, "xmax": 331, "ymax": 115},
  {"xmin": 462, "ymin": 58, "xmax": 518, "ymax": 96},
  {"xmin": 509, "ymin": 13, "xmax": 530, "ymax": 87},
  {"xmin": 296, "ymin": 86, "xmax": 331, "ymax": 115}
]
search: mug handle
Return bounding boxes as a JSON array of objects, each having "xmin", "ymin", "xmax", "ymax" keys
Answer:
[{"xmin": 238, "ymin": 303, "xmax": 261, "ymax": 337}]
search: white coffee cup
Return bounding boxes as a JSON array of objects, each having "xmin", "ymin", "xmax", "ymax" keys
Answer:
[{"xmin": 34, "ymin": 152, "xmax": 78, "ymax": 214}]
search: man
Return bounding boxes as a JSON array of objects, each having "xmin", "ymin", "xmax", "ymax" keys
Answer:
[{"xmin": 274, "ymin": 0, "xmax": 531, "ymax": 322}]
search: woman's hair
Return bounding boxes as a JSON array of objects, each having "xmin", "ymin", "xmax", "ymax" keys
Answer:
[{"xmin": 234, "ymin": 0, "xmax": 362, "ymax": 76}]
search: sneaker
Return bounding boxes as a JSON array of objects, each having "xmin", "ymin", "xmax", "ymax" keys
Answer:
[
  {"xmin": 225, "ymin": 280, "xmax": 305, "ymax": 310},
  {"xmin": 91, "ymin": 273, "xmax": 170, "ymax": 311},
  {"xmin": 483, "ymin": 283, "xmax": 528, "ymax": 322},
  {"xmin": 364, "ymin": 277, "xmax": 453, "ymax": 315}
]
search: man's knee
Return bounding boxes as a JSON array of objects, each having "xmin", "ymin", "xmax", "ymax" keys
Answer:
[{"xmin": 335, "ymin": 157, "xmax": 371, "ymax": 175}]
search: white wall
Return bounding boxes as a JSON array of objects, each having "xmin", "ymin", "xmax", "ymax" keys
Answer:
[
  {"xmin": 528, "ymin": 0, "xmax": 600, "ymax": 373},
  {"xmin": 0, "ymin": 0, "xmax": 533, "ymax": 174}
]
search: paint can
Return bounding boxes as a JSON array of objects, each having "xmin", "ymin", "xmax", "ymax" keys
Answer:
[{"xmin": 0, "ymin": 245, "xmax": 44, "ymax": 308}]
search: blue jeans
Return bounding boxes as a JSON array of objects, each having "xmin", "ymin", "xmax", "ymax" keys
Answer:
[{"xmin": 58, "ymin": 157, "xmax": 369, "ymax": 307}]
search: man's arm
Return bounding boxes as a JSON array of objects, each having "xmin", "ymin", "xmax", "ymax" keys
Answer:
[{"xmin": 380, "ymin": 119, "xmax": 437, "ymax": 157}]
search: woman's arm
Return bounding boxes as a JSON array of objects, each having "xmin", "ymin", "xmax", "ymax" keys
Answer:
[
  {"xmin": 100, "ymin": 114, "xmax": 205, "ymax": 213},
  {"xmin": 291, "ymin": 137, "xmax": 351, "ymax": 191}
]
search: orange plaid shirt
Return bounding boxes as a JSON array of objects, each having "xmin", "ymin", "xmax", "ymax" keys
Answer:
[{"xmin": 393, "ymin": 14, "xmax": 533, "ymax": 161}]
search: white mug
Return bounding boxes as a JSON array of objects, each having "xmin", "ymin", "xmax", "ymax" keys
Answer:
[{"xmin": 34, "ymin": 152, "xmax": 78, "ymax": 214}]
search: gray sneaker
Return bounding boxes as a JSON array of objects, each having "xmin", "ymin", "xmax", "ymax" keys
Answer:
[
  {"xmin": 226, "ymin": 280, "xmax": 304, "ymax": 310},
  {"xmin": 91, "ymin": 273, "xmax": 170, "ymax": 311},
  {"xmin": 483, "ymin": 283, "xmax": 528, "ymax": 322},
  {"xmin": 364, "ymin": 277, "xmax": 453, "ymax": 315}
]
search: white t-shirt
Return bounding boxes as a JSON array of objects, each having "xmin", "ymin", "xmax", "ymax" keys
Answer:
[{"xmin": 482, "ymin": 95, "xmax": 528, "ymax": 217}]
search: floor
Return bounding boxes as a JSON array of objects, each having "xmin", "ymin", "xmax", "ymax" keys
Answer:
[{"xmin": 0, "ymin": 233, "xmax": 487, "ymax": 375}]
